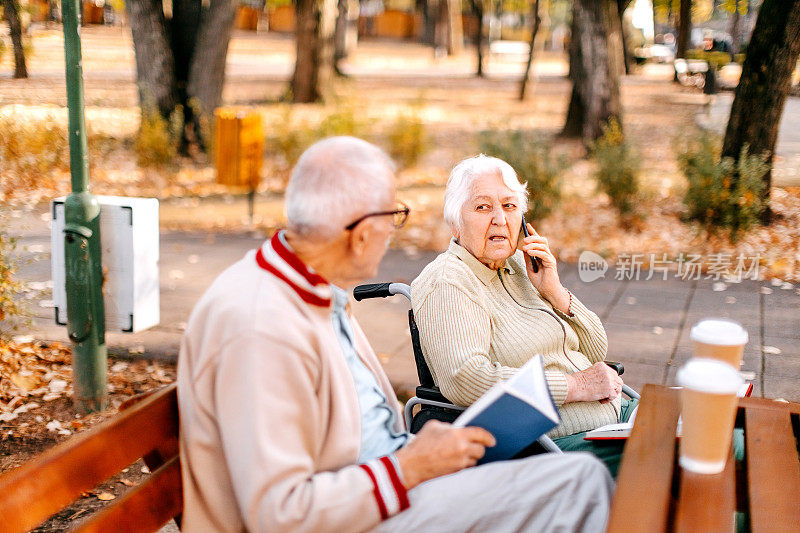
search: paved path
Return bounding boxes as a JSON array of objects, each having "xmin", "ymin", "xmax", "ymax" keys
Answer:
[
  {"xmin": 7, "ymin": 208, "xmax": 800, "ymax": 402},
  {"xmin": 696, "ymin": 93, "xmax": 800, "ymax": 187}
]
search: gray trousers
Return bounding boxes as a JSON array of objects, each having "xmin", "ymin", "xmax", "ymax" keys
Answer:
[{"xmin": 376, "ymin": 452, "xmax": 613, "ymax": 533}]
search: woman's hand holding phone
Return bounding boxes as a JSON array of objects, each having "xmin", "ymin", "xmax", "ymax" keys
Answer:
[{"xmin": 519, "ymin": 219, "xmax": 571, "ymax": 315}]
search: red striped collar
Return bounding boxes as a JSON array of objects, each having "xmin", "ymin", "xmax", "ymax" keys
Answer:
[{"xmin": 255, "ymin": 231, "xmax": 332, "ymax": 307}]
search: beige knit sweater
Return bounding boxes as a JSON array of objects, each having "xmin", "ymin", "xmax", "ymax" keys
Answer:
[{"xmin": 411, "ymin": 239, "xmax": 620, "ymax": 438}]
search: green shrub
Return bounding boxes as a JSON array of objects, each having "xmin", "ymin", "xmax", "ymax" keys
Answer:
[
  {"xmin": 316, "ymin": 105, "xmax": 365, "ymax": 139},
  {"xmin": 0, "ymin": 215, "xmax": 27, "ymax": 340},
  {"xmin": 592, "ymin": 118, "xmax": 641, "ymax": 218},
  {"xmin": 134, "ymin": 108, "xmax": 182, "ymax": 167},
  {"xmin": 268, "ymin": 104, "xmax": 366, "ymax": 167},
  {"xmin": 678, "ymin": 132, "xmax": 769, "ymax": 238},
  {"xmin": 478, "ymin": 129, "xmax": 565, "ymax": 222},
  {"xmin": 685, "ymin": 49, "xmax": 732, "ymax": 69},
  {"xmin": 268, "ymin": 106, "xmax": 316, "ymax": 166},
  {"xmin": 386, "ymin": 112, "xmax": 428, "ymax": 168}
]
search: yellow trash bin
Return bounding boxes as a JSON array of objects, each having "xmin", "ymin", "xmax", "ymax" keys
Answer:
[{"xmin": 214, "ymin": 108, "xmax": 264, "ymax": 191}]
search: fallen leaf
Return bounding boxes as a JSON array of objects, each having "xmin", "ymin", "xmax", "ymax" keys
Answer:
[
  {"xmin": 652, "ymin": 326, "xmax": 663, "ymax": 335},
  {"xmin": 49, "ymin": 379, "xmax": 68, "ymax": 393},
  {"xmin": 10, "ymin": 372, "xmax": 40, "ymax": 392},
  {"xmin": 13, "ymin": 402, "xmax": 39, "ymax": 415},
  {"xmin": 119, "ymin": 479, "xmax": 135, "ymax": 486},
  {"xmin": 96, "ymin": 492, "xmax": 116, "ymax": 501},
  {"xmin": 762, "ymin": 346, "xmax": 782, "ymax": 355},
  {"xmin": 712, "ymin": 282, "xmax": 727, "ymax": 292}
]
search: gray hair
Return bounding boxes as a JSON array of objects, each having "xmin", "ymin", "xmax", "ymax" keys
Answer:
[
  {"xmin": 443, "ymin": 154, "xmax": 528, "ymax": 232},
  {"xmin": 285, "ymin": 137, "xmax": 396, "ymax": 239}
]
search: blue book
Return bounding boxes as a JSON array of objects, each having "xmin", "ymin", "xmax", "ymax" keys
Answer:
[{"xmin": 453, "ymin": 355, "xmax": 560, "ymax": 464}]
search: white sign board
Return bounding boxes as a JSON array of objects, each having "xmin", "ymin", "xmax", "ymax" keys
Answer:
[{"xmin": 51, "ymin": 196, "xmax": 160, "ymax": 333}]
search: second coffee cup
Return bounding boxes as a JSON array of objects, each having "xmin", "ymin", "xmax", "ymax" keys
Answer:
[{"xmin": 690, "ymin": 318, "xmax": 748, "ymax": 368}]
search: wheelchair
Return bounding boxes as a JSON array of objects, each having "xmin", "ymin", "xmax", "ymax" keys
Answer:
[{"xmin": 354, "ymin": 282, "xmax": 641, "ymax": 455}]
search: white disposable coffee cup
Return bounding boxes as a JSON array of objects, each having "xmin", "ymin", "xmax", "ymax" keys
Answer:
[
  {"xmin": 677, "ymin": 358, "xmax": 744, "ymax": 474},
  {"xmin": 690, "ymin": 319, "xmax": 748, "ymax": 368}
]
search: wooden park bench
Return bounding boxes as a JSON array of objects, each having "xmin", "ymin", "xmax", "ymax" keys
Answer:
[
  {"xmin": 0, "ymin": 384, "xmax": 181, "ymax": 533},
  {"xmin": 608, "ymin": 384, "xmax": 800, "ymax": 532}
]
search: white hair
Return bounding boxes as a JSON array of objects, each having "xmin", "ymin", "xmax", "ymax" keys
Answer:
[
  {"xmin": 285, "ymin": 136, "xmax": 396, "ymax": 239},
  {"xmin": 443, "ymin": 154, "xmax": 528, "ymax": 232}
]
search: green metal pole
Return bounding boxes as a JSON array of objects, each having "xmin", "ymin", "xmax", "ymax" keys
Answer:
[{"xmin": 61, "ymin": 0, "xmax": 107, "ymax": 414}]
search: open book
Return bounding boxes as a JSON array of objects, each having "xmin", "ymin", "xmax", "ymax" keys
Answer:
[
  {"xmin": 453, "ymin": 355, "xmax": 560, "ymax": 464},
  {"xmin": 584, "ymin": 380, "xmax": 754, "ymax": 441}
]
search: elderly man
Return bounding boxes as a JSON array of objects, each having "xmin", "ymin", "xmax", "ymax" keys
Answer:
[{"xmin": 177, "ymin": 137, "xmax": 613, "ymax": 532}]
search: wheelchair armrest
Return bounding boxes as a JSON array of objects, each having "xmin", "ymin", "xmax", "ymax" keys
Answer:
[
  {"xmin": 415, "ymin": 386, "xmax": 452, "ymax": 405},
  {"xmin": 605, "ymin": 361, "xmax": 624, "ymax": 376}
]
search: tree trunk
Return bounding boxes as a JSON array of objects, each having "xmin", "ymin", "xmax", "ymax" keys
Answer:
[
  {"xmin": 3, "ymin": 0, "xmax": 28, "ymax": 78},
  {"xmin": 126, "ymin": 0, "xmax": 236, "ymax": 153},
  {"xmin": 618, "ymin": 0, "xmax": 634, "ymax": 74},
  {"xmin": 171, "ymin": 0, "xmax": 201, "ymax": 149},
  {"xmin": 434, "ymin": 0, "xmax": 448, "ymax": 51},
  {"xmin": 334, "ymin": 0, "xmax": 359, "ymax": 73},
  {"xmin": 422, "ymin": 0, "xmax": 437, "ymax": 46},
  {"xmin": 676, "ymin": 0, "xmax": 691, "ymax": 58},
  {"xmin": 334, "ymin": 0, "xmax": 349, "ymax": 73},
  {"xmin": 561, "ymin": 0, "xmax": 623, "ymax": 143},
  {"xmin": 468, "ymin": 0, "xmax": 485, "ymax": 76},
  {"xmin": 445, "ymin": 0, "xmax": 463, "ymax": 55},
  {"xmin": 433, "ymin": 0, "xmax": 462, "ymax": 55},
  {"xmin": 519, "ymin": 0, "xmax": 541, "ymax": 100},
  {"xmin": 721, "ymin": 0, "xmax": 800, "ymax": 210},
  {"xmin": 186, "ymin": 0, "xmax": 237, "ymax": 148},
  {"xmin": 292, "ymin": 0, "xmax": 337, "ymax": 102},
  {"xmin": 126, "ymin": 0, "xmax": 178, "ymax": 116}
]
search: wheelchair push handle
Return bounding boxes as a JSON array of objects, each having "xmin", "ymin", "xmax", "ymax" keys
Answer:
[
  {"xmin": 353, "ymin": 282, "xmax": 412, "ymax": 302},
  {"xmin": 353, "ymin": 283, "xmax": 393, "ymax": 301},
  {"xmin": 605, "ymin": 361, "xmax": 624, "ymax": 376}
]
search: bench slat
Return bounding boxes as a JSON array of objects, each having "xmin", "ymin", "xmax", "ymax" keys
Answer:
[
  {"xmin": 674, "ymin": 446, "xmax": 736, "ymax": 533},
  {"xmin": 0, "ymin": 384, "xmax": 178, "ymax": 533},
  {"xmin": 607, "ymin": 384, "xmax": 681, "ymax": 533},
  {"xmin": 70, "ymin": 456, "xmax": 183, "ymax": 533},
  {"xmin": 746, "ymin": 407, "xmax": 800, "ymax": 533}
]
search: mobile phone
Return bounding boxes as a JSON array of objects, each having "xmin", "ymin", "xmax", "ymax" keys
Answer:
[{"xmin": 521, "ymin": 215, "xmax": 540, "ymax": 273}]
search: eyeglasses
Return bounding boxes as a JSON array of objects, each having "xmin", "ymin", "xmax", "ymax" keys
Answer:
[{"xmin": 345, "ymin": 201, "xmax": 410, "ymax": 231}]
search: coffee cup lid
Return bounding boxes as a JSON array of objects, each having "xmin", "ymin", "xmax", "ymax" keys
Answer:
[
  {"xmin": 676, "ymin": 358, "xmax": 743, "ymax": 394},
  {"xmin": 690, "ymin": 319, "xmax": 748, "ymax": 346}
]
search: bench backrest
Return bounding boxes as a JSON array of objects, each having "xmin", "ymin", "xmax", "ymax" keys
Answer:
[{"xmin": 0, "ymin": 384, "xmax": 181, "ymax": 533}]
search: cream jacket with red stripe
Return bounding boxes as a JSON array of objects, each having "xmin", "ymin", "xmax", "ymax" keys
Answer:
[{"xmin": 177, "ymin": 232, "xmax": 408, "ymax": 532}]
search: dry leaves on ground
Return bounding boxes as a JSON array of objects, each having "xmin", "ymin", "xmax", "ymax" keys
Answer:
[{"xmin": 0, "ymin": 339, "xmax": 176, "ymax": 439}]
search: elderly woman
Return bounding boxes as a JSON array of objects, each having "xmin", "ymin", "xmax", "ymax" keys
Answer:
[{"xmin": 411, "ymin": 154, "xmax": 636, "ymax": 476}]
